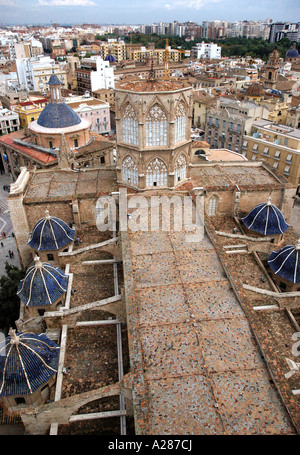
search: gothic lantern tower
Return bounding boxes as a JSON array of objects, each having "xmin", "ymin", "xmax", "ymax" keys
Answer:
[{"xmin": 115, "ymin": 77, "xmax": 193, "ymax": 190}]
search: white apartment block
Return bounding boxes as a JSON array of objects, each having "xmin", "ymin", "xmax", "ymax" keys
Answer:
[
  {"xmin": 0, "ymin": 108, "xmax": 20, "ymax": 136},
  {"xmin": 191, "ymin": 42, "xmax": 221, "ymax": 60},
  {"xmin": 16, "ymin": 56, "xmax": 68, "ymax": 93}
]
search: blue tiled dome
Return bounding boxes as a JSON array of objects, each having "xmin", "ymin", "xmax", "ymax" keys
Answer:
[
  {"xmin": 17, "ymin": 257, "xmax": 68, "ymax": 306},
  {"xmin": 268, "ymin": 241, "xmax": 300, "ymax": 284},
  {"xmin": 286, "ymin": 47, "xmax": 299, "ymax": 59},
  {"xmin": 48, "ymin": 74, "xmax": 63, "ymax": 85},
  {"xmin": 241, "ymin": 198, "xmax": 289, "ymax": 236},
  {"xmin": 37, "ymin": 102, "xmax": 81, "ymax": 129},
  {"xmin": 0, "ymin": 330, "xmax": 59, "ymax": 397},
  {"xmin": 105, "ymin": 54, "xmax": 116, "ymax": 62},
  {"xmin": 28, "ymin": 210, "xmax": 75, "ymax": 251}
]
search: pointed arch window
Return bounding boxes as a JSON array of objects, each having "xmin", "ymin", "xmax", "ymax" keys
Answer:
[
  {"xmin": 208, "ymin": 195, "xmax": 218, "ymax": 216},
  {"xmin": 174, "ymin": 154, "xmax": 187, "ymax": 182},
  {"xmin": 146, "ymin": 158, "xmax": 167, "ymax": 187},
  {"xmin": 145, "ymin": 104, "xmax": 167, "ymax": 147},
  {"xmin": 122, "ymin": 104, "xmax": 138, "ymax": 146},
  {"xmin": 122, "ymin": 156, "xmax": 138, "ymax": 186},
  {"xmin": 174, "ymin": 102, "xmax": 186, "ymax": 143}
]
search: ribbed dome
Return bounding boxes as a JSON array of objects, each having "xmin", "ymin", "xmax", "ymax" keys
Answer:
[
  {"xmin": 28, "ymin": 210, "xmax": 75, "ymax": 251},
  {"xmin": 105, "ymin": 54, "xmax": 116, "ymax": 62},
  {"xmin": 37, "ymin": 102, "xmax": 82, "ymax": 129},
  {"xmin": 17, "ymin": 257, "xmax": 68, "ymax": 306},
  {"xmin": 241, "ymin": 198, "xmax": 289, "ymax": 236},
  {"xmin": 0, "ymin": 330, "xmax": 59, "ymax": 396},
  {"xmin": 268, "ymin": 240, "xmax": 300, "ymax": 284},
  {"xmin": 286, "ymin": 47, "xmax": 299, "ymax": 59}
]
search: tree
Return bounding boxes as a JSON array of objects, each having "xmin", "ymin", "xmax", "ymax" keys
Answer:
[{"xmin": 0, "ymin": 263, "xmax": 25, "ymax": 334}]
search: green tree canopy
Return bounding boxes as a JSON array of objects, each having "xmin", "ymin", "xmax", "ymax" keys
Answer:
[{"xmin": 0, "ymin": 263, "xmax": 25, "ymax": 334}]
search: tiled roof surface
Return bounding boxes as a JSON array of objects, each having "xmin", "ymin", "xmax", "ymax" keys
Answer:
[
  {"xmin": 0, "ymin": 331, "xmax": 59, "ymax": 397},
  {"xmin": 28, "ymin": 211, "xmax": 75, "ymax": 251},
  {"xmin": 268, "ymin": 242, "xmax": 300, "ymax": 284},
  {"xmin": 37, "ymin": 103, "xmax": 81, "ymax": 129},
  {"xmin": 242, "ymin": 199, "xmax": 289, "ymax": 236},
  {"xmin": 17, "ymin": 259, "xmax": 68, "ymax": 306}
]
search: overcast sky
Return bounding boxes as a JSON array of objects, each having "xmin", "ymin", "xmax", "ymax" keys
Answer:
[{"xmin": 0, "ymin": 0, "xmax": 299, "ymax": 25}]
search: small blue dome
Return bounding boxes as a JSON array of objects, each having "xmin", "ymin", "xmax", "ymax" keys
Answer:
[
  {"xmin": 48, "ymin": 74, "xmax": 63, "ymax": 85},
  {"xmin": 17, "ymin": 258, "xmax": 69, "ymax": 306},
  {"xmin": 28, "ymin": 210, "xmax": 75, "ymax": 251},
  {"xmin": 241, "ymin": 198, "xmax": 289, "ymax": 236},
  {"xmin": 286, "ymin": 48, "xmax": 299, "ymax": 59},
  {"xmin": 37, "ymin": 102, "xmax": 81, "ymax": 129},
  {"xmin": 0, "ymin": 330, "xmax": 59, "ymax": 397},
  {"xmin": 105, "ymin": 54, "xmax": 116, "ymax": 62},
  {"xmin": 268, "ymin": 241, "xmax": 300, "ymax": 284}
]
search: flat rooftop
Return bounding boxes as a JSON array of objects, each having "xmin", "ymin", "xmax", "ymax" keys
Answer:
[
  {"xmin": 22, "ymin": 168, "xmax": 118, "ymax": 202},
  {"xmin": 122, "ymin": 196, "xmax": 297, "ymax": 435}
]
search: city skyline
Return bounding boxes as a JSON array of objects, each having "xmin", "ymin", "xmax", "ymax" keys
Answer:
[{"xmin": 0, "ymin": 0, "xmax": 299, "ymax": 26}]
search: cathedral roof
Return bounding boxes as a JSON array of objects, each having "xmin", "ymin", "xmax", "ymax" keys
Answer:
[
  {"xmin": 0, "ymin": 330, "xmax": 59, "ymax": 397},
  {"xmin": 241, "ymin": 198, "xmax": 289, "ymax": 236},
  {"xmin": 17, "ymin": 257, "xmax": 68, "ymax": 306},
  {"xmin": 268, "ymin": 240, "xmax": 300, "ymax": 284},
  {"xmin": 28, "ymin": 210, "xmax": 75, "ymax": 251},
  {"xmin": 37, "ymin": 102, "xmax": 82, "ymax": 129}
]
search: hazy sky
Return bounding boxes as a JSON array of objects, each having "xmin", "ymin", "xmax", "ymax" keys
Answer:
[{"xmin": 1, "ymin": 0, "xmax": 299, "ymax": 25}]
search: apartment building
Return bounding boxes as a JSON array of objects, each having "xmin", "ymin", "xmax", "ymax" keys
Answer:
[
  {"xmin": 76, "ymin": 56, "xmax": 115, "ymax": 94},
  {"xmin": 243, "ymin": 119, "xmax": 300, "ymax": 188},
  {"xmin": 205, "ymin": 98, "xmax": 269, "ymax": 153},
  {"xmin": 14, "ymin": 97, "xmax": 48, "ymax": 128},
  {"xmin": 64, "ymin": 94, "xmax": 111, "ymax": 135},
  {"xmin": 0, "ymin": 108, "xmax": 19, "ymax": 136},
  {"xmin": 191, "ymin": 42, "xmax": 221, "ymax": 60},
  {"xmin": 98, "ymin": 39, "xmax": 126, "ymax": 63},
  {"xmin": 16, "ymin": 56, "xmax": 68, "ymax": 93}
]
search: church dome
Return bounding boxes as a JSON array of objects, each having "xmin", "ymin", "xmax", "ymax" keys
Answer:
[
  {"xmin": 105, "ymin": 54, "xmax": 116, "ymax": 63},
  {"xmin": 241, "ymin": 198, "xmax": 289, "ymax": 236},
  {"xmin": 0, "ymin": 329, "xmax": 59, "ymax": 396},
  {"xmin": 17, "ymin": 257, "xmax": 69, "ymax": 306},
  {"xmin": 268, "ymin": 240, "xmax": 300, "ymax": 284},
  {"xmin": 246, "ymin": 82, "xmax": 264, "ymax": 97},
  {"xmin": 37, "ymin": 103, "xmax": 81, "ymax": 129},
  {"xmin": 286, "ymin": 45, "xmax": 299, "ymax": 59},
  {"xmin": 28, "ymin": 210, "xmax": 75, "ymax": 251}
]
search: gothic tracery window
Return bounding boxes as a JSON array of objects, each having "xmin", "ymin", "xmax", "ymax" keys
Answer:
[
  {"xmin": 174, "ymin": 102, "xmax": 186, "ymax": 143},
  {"xmin": 122, "ymin": 104, "xmax": 138, "ymax": 146},
  {"xmin": 174, "ymin": 154, "xmax": 187, "ymax": 182},
  {"xmin": 145, "ymin": 104, "xmax": 167, "ymax": 147},
  {"xmin": 122, "ymin": 156, "xmax": 138, "ymax": 186},
  {"xmin": 146, "ymin": 158, "xmax": 168, "ymax": 187}
]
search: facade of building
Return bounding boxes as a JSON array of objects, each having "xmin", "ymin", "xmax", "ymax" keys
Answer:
[
  {"xmin": 76, "ymin": 56, "xmax": 115, "ymax": 94},
  {"xmin": 243, "ymin": 119, "xmax": 300, "ymax": 188},
  {"xmin": 64, "ymin": 94, "xmax": 111, "ymax": 135},
  {"xmin": 191, "ymin": 42, "xmax": 221, "ymax": 60},
  {"xmin": 16, "ymin": 56, "xmax": 68, "ymax": 93},
  {"xmin": 14, "ymin": 98, "xmax": 48, "ymax": 128},
  {"xmin": 0, "ymin": 108, "xmax": 20, "ymax": 136},
  {"xmin": 205, "ymin": 98, "xmax": 269, "ymax": 153}
]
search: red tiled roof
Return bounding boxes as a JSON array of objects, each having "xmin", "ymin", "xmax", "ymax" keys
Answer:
[{"xmin": 0, "ymin": 132, "xmax": 56, "ymax": 164}]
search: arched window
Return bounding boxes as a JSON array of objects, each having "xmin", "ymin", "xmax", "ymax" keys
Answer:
[
  {"xmin": 146, "ymin": 158, "xmax": 167, "ymax": 187},
  {"xmin": 145, "ymin": 104, "xmax": 167, "ymax": 147},
  {"xmin": 174, "ymin": 154, "xmax": 186, "ymax": 182},
  {"xmin": 122, "ymin": 156, "xmax": 138, "ymax": 186},
  {"xmin": 208, "ymin": 195, "xmax": 218, "ymax": 216},
  {"xmin": 174, "ymin": 102, "xmax": 186, "ymax": 143},
  {"xmin": 122, "ymin": 104, "xmax": 138, "ymax": 146}
]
